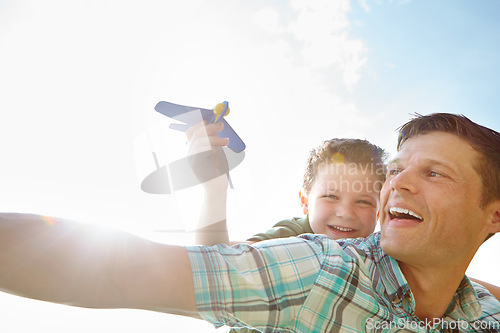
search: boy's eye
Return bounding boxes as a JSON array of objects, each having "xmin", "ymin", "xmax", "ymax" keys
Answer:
[
  {"xmin": 357, "ymin": 200, "xmax": 374, "ymax": 206},
  {"xmin": 325, "ymin": 194, "xmax": 339, "ymax": 200}
]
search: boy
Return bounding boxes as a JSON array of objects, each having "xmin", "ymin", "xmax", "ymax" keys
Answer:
[{"xmin": 189, "ymin": 121, "xmax": 386, "ymax": 246}]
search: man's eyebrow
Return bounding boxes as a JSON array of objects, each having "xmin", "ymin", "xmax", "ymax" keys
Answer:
[
  {"xmin": 387, "ymin": 157, "xmax": 458, "ymax": 174},
  {"xmin": 421, "ymin": 158, "xmax": 458, "ymax": 172},
  {"xmin": 387, "ymin": 158, "xmax": 399, "ymax": 165}
]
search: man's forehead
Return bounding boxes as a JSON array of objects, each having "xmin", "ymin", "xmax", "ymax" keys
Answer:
[
  {"xmin": 397, "ymin": 132, "xmax": 475, "ymax": 156},
  {"xmin": 392, "ymin": 132, "xmax": 479, "ymax": 172}
]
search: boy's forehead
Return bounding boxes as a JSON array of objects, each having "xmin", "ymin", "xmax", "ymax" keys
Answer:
[
  {"xmin": 317, "ymin": 162, "xmax": 379, "ymax": 176},
  {"xmin": 313, "ymin": 163, "xmax": 383, "ymax": 194}
]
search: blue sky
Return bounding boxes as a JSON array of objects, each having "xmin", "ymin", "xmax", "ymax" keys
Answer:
[
  {"xmin": 0, "ymin": 0, "xmax": 499, "ymax": 331},
  {"xmin": 348, "ymin": 0, "xmax": 500, "ymax": 126}
]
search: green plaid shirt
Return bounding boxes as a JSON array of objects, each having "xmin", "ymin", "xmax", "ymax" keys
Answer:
[{"xmin": 187, "ymin": 233, "xmax": 500, "ymax": 332}]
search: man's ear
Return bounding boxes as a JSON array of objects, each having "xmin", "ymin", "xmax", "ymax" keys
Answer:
[
  {"xmin": 299, "ymin": 190, "xmax": 309, "ymax": 215},
  {"xmin": 486, "ymin": 201, "xmax": 500, "ymax": 234}
]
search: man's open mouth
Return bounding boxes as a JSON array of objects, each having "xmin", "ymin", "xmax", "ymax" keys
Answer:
[{"xmin": 389, "ymin": 207, "xmax": 423, "ymax": 221}]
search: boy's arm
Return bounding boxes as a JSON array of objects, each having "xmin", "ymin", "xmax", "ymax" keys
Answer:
[
  {"xmin": 247, "ymin": 218, "xmax": 313, "ymax": 242},
  {"xmin": 0, "ymin": 213, "xmax": 197, "ymax": 316},
  {"xmin": 195, "ymin": 182, "xmax": 230, "ymax": 245},
  {"xmin": 187, "ymin": 121, "xmax": 231, "ymax": 246},
  {"xmin": 470, "ymin": 278, "xmax": 500, "ymax": 300}
]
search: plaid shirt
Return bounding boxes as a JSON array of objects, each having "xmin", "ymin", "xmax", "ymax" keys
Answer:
[{"xmin": 187, "ymin": 233, "xmax": 500, "ymax": 332}]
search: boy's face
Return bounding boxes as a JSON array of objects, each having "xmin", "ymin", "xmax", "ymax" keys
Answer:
[{"xmin": 302, "ymin": 163, "xmax": 381, "ymax": 240}]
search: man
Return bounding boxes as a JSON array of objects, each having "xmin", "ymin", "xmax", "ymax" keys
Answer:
[
  {"xmin": 379, "ymin": 117, "xmax": 500, "ymax": 323},
  {"xmin": 0, "ymin": 113, "xmax": 499, "ymax": 331}
]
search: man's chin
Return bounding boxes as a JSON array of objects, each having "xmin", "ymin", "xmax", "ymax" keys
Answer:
[{"xmin": 380, "ymin": 234, "xmax": 404, "ymax": 258}]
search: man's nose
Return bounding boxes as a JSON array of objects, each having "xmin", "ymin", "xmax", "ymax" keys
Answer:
[{"xmin": 389, "ymin": 168, "xmax": 418, "ymax": 194}]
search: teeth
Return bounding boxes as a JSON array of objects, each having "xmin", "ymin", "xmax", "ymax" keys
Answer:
[
  {"xmin": 390, "ymin": 207, "xmax": 423, "ymax": 221},
  {"xmin": 330, "ymin": 225, "xmax": 354, "ymax": 232}
]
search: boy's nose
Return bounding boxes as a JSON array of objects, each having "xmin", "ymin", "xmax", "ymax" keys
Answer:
[{"xmin": 335, "ymin": 202, "xmax": 356, "ymax": 219}]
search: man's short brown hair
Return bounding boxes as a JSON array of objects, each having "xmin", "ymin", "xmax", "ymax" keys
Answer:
[{"xmin": 398, "ymin": 113, "xmax": 500, "ymax": 208}]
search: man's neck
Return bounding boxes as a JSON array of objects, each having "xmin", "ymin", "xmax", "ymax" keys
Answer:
[{"xmin": 398, "ymin": 261, "xmax": 467, "ymax": 322}]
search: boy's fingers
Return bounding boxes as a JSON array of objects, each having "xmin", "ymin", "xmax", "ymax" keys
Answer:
[
  {"xmin": 189, "ymin": 136, "xmax": 229, "ymax": 156},
  {"xmin": 186, "ymin": 121, "xmax": 207, "ymax": 142},
  {"xmin": 187, "ymin": 121, "xmax": 224, "ymax": 142},
  {"xmin": 188, "ymin": 122, "xmax": 227, "ymax": 146},
  {"xmin": 208, "ymin": 136, "xmax": 230, "ymax": 147}
]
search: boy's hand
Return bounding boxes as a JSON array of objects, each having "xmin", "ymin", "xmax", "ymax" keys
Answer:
[{"xmin": 186, "ymin": 121, "xmax": 230, "ymax": 194}]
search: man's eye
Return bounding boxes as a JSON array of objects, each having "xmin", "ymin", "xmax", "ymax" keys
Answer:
[
  {"xmin": 387, "ymin": 169, "xmax": 401, "ymax": 176},
  {"xmin": 429, "ymin": 170, "xmax": 444, "ymax": 177}
]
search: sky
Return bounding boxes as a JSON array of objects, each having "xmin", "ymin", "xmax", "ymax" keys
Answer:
[{"xmin": 0, "ymin": 0, "xmax": 499, "ymax": 331}]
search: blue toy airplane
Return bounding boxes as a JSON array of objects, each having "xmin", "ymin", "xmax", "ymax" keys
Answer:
[{"xmin": 154, "ymin": 100, "xmax": 246, "ymax": 153}]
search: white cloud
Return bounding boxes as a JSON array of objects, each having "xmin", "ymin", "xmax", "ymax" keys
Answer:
[
  {"xmin": 287, "ymin": 0, "xmax": 367, "ymax": 89},
  {"xmin": 358, "ymin": 0, "xmax": 371, "ymax": 12},
  {"xmin": 384, "ymin": 61, "xmax": 396, "ymax": 69},
  {"xmin": 253, "ymin": 6, "xmax": 283, "ymax": 34}
]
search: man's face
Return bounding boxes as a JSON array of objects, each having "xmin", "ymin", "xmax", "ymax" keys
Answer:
[
  {"xmin": 304, "ymin": 163, "xmax": 380, "ymax": 240},
  {"xmin": 379, "ymin": 132, "xmax": 493, "ymax": 266}
]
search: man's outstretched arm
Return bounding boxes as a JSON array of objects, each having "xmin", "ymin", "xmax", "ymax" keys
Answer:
[{"xmin": 0, "ymin": 213, "xmax": 197, "ymax": 316}]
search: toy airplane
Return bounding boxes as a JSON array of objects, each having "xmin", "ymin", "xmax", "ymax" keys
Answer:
[
  {"xmin": 154, "ymin": 100, "xmax": 246, "ymax": 153},
  {"xmin": 141, "ymin": 100, "xmax": 245, "ymax": 194}
]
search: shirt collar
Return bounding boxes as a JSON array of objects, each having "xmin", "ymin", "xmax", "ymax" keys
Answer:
[
  {"xmin": 444, "ymin": 276, "xmax": 483, "ymax": 322},
  {"xmin": 376, "ymin": 246, "xmax": 412, "ymax": 307}
]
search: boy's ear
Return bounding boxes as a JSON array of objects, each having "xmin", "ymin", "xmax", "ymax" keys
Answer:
[{"xmin": 299, "ymin": 190, "xmax": 309, "ymax": 215}]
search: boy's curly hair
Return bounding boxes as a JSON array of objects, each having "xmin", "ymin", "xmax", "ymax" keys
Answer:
[{"xmin": 302, "ymin": 138, "xmax": 388, "ymax": 193}]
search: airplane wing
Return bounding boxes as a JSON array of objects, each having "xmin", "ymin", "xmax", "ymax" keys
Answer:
[
  {"xmin": 154, "ymin": 101, "xmax": 246, "ymax": 153},
  {"xmin": 218, "ymin": 118, "xmax": 245, "ymax": 153},
  {"xmin": 154, "ymin": 101, "xmax": 213, "ymax": 123}
]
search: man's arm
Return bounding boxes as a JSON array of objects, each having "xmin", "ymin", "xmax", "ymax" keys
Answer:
[{"xmin": 0, "ymin": 213, "xmax": 197, "ymax": 316}]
